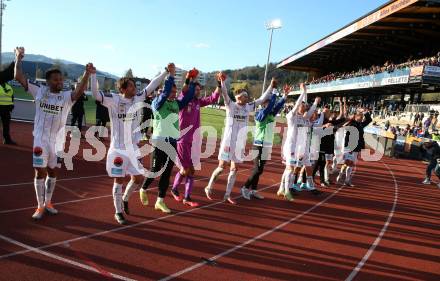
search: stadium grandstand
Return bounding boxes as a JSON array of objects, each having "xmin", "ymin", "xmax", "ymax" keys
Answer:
[{"xmin": 278, "ymin": 0, "xmax": 440, "ymax": 106}]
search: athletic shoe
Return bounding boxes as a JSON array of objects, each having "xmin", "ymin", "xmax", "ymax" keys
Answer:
[
  {"xmin": 223, "ymin": 195, "xmax": 236, "ymax": 205},
  {"xmin": 284, "ymin": 192, "xmax": 294, "ymax": 202},
  {"xmin": 251, "ymin": 190, "xmax": 264, "ymax": 200},
  {"xmin": 139, "ymin": 189, "xmax": 149, "ymax": 206},
  {"xmin": 241, "ymin": 187, "xmax": 251, "ymax": 200},
  {"xmin": 123, "ymin": 200, "xmax": 130, "ymax": 215},
  {"xmin": 291, "ymin": 183, "xmax": 302, "ymax": 192},
  {"xmin": 155, "ymin": 201, "xmax": 171, "ymax": 213},
  {"xmin": 304, "ymin": 182, "xmax": 315, "ymax": 191},
  {"xmin": 114, "ymin": 213, "xmax": 127, "ymax": 225},
  {"xmin": 300, "ymin": 183, "xmax": 307, "ymax": 190},
  {"xmin": 32, "ymin": 208, "xmax": 45, "ymax": 220},
  {"xmin": 183, "ymin": 199, "xmax": 199, "ymax": 208},
  {"xmin": 276, "ymin": 188, "xmax": 284, "ymax": 197},
  {"xmin": 171, "ymin": 189, "xmax": 183, "ymax": 202},
  {"xmin": 422, "ymin": 178, "xmax": 431, "ymax": 185},
  {"xmin": 288, "ymin": 188, "xmax": 300, "ymax": 196},
  {"xmin": 45, "ymin": 203, "xmax": 58, "ymax": 215},
  {"xmin": 344, "ymin": 182, "xmax": 354, "ymax": 187},
  {"xmin": 320, "ymin": 183, "xmax": 326, "ymax": 187},
  {"xmin": 204, "ymin": 187, "xmax": 213, "ymax": 201}
]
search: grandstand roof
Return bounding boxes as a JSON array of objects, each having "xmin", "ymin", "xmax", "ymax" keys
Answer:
[{"xmin": 277, "ymin": 0, "xmax": 440, "ymax": 73}]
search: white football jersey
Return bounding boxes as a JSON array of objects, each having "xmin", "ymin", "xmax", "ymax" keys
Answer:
[
  {"xmin": 219, "ymin": 82, "xmax": 273, "ymax": 159},
  {"xmin": 100, "ymin": 93, "xmax": 144, "ymax": 150},
  {"xmin": 92, "ymin": 72, "xmax": 167, "ymax": 151},
  {"xmin": 27, "ymin": 82, "xmax": 74, "ymax": 152},
  {"xmin": 283, "ymin": 103, "xmax": 318, "ymax": 159}
]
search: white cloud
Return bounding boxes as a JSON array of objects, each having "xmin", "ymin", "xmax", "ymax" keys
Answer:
[{"xmin": 193, "ymin": 43, "xmax": 210, "ymax": 49}]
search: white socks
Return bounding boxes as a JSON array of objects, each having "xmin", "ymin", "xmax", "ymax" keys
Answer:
[
  {"xmin": 279, "ymin": 169, "xmax": 288, "ymax": 193},
  {"xmin": 44, "ymin": 177, "xmax": 56, "ymax": 204},
  {"xmin": 122, "ymin": 180, "xmax": 139, "ymax": 202},
  {"xmin": 34, "ymin": 178, "xmax": 45, "ymax": 209},
  {"xmin": 332, "ymin": 157, "xmax": 337, "ymax": 171},
  {"xmin": 284, "ymin": 170, "xmax": 294, "ymax": 194},
  {"xmin": 207, "ymin": 167, "xmax": 224, "ymax": 190},
  {"xmin": 225, "ymin": 170, "xmax": 237, "ymax": 197},
  {"xmin": 306, "ymin": 176, "xmax": 315, "ymax": 190},
  {"xmin": 324, "ymin": 164, "xmax": 330, "ymax": 182},
  {"xmin": 346, "ymin": 166, "xmax": 353, "ymax": 183},
  {"xmin": 112, "ymin": 183, "xmax": 123, "ymax": 213}
]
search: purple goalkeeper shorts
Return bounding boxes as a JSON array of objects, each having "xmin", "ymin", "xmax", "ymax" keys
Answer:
[{"xmin": 177, "ymin": 141, "xmax": 193, "ymax": 169}]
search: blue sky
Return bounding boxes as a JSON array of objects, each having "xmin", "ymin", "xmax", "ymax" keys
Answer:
[{"xmin": 3, "ymin": 0, "xmax": 388, "ymax": 78}]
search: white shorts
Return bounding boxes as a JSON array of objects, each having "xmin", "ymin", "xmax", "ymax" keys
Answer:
[
  {"xmin": 325, "ymin": 154, "xmax": 334, "ymax": 161},
  {"xmin": 32, "ymin": 142, "xmax": 61, "ymax": 169},
  {"xmin": 343, "ymin": 151, "xmax": 358, "ymax": 164},
  {"xmin": 283, "ymin": 150, "xmax": 297, "ymax": 167},
  {"xmin": 285, "ymin": 151, "xmax": 311, "ymax": 167},
  {"xmin": 106, "ymin": 149, "xmax": 144, "ymax": 178},
  {"xmin": 218, "ymin": 144, "xmax": 243, "ymax": 164},
  {"xmin": 295, "ymin": 154, "xmax": 311, "ymax": 167}
]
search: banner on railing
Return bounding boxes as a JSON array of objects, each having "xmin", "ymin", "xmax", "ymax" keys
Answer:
[
  {"xmin": 409, "ymin": 66, "xmax": 424, "ymax": 77},
  {"xmin": 289, "ymin": 70, "xmax": 410, "ymax": 95},
  {"xmin": 424, "ymin": 66, "xmax": 440, "ymax": 77}
]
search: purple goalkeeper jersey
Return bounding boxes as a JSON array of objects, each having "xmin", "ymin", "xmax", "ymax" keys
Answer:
[{"xmin": 178, "ymin": 90, "xmax": 220, "ymax": 143}]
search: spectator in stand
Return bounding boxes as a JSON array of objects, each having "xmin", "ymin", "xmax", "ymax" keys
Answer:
[
  {"xmin": 416, "ymin": 127, "xmax": 425, "ymax": 138},
  {"xmin": 402, "ymin": 124, "xmax": 411, "ymax": 137},
  {"xmin": 299, "ymin": 51, "xmax": 440, "ymax": 88},
  {"xmin": 424, "ymin": 115, "xmax": 433, "ymax": 137},
  {"xmin": 432, "ymin": 111, "xmax": 439, "ymax": 131},
  {"xmin": 432, "ymin": 130, "xmax": 440, "ymax": 142},
  {"xmin": 384, "ymin": 120, "xmax": 391, "ymax": 131}
]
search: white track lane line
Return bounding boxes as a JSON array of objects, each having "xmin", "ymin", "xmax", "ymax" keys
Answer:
[
  {"xmin": 345, "ymin": 161, "xmax": 399, "ymax": 281},
  {"xmin": 0, "ymin": 175, "xmax": 108, "ymax": 188},
  {"xmin": 159, "ymin": 184, "xmax": 347, "ymax": 281},
  {"xmin": 0, "ymin": 178, "xmax": 277, "ymax": 260},
  {"xmin": 0, "ymin": 234, "xmax": 136, "ymax": 281},
  {"xmin": 159, "ymin": 161, "xmax": 363, "ymax": 280},
  {"xmin": 0, "ymin": 158, "xmax": 223, "ymax": 189},
  {"xmin": 0, "ymin": 157, "xmax": 231, "ymax": 188},
  {"xmin": 0, "ymin": 166, "xmax": 254, "ymax": 215}
]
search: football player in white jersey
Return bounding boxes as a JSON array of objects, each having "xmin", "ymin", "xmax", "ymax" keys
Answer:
[
  {"xmin": 204, "ymin": 77, "xmax": 276, "ymax": 204},
  {"xmin": 278, "ymin": 84, "xmax": 320, "ymax": 201},
  {"xmin": 293, "ymin": 106, "xmax": 323, "ymax": 195},
  {"xmin": 13, "ymin": 47, "xmax": 94, "ymax": 220},
  {"xmin": 91, "ymin": 64, "xmax": 173, "ymax": 225}
]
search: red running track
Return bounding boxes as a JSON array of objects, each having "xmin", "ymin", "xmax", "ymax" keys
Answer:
[{"xmin": 0, "ymin": 121, "xmax": 439, "ymax": 281}]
